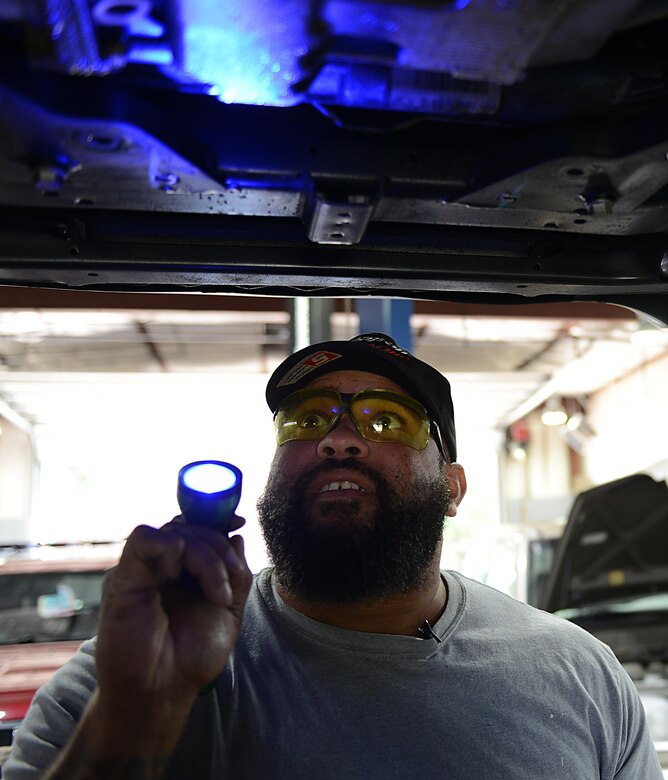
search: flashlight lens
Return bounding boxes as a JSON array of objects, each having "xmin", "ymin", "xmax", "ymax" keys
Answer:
[{"xmin": 182, "ymin": 463, "xmax": 239, "ymax": 494}]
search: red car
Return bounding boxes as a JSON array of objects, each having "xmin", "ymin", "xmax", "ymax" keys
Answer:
[{"xmin": 0, "ymin": 543, "xmax": 123, "ymax": 768}]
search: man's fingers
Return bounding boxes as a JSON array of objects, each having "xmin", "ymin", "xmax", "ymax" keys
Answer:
[
  {"xmin": 109, "ymin": 525, "xmax": 186, "ymax": 589},
  {"xmin": 178, "ymin": 532, "xmax": 235, "ymax": 606},
  {"xmin": 228, "ymin": 534, "xmax": 251, "ymax": 586},
  {"xmin": 227, "ymin": 513, "xmax": 246, "ymax": 532},
  {"xmin": 105, "ymin": 522, "xmax": 251, "ymax": 612},
  {"xmin": 169, "ymin": 512, "xmax": 245, "ymax": 532},
  {"xmin": 163, "ymin": 521, "xmax": 252, "ymax": 607}
]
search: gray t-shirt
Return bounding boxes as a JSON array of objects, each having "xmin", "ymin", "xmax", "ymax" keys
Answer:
[{"xmin": 4, "ymin": 569, "xmax": 663, "ymax": 779}]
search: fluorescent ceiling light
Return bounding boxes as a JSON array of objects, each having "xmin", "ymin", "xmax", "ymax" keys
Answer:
[
  {"xmin": 630, "ymin": 322, "xmax": 668, "ymax": 347},
  {"xmin": 541, "ymin": 397, "xmax": 568, "ymax": 426}
]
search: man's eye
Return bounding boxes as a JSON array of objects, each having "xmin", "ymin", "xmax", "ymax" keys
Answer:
[
  {"xmin": 370, "ymin": 413, "xmax": 403, "ymax": 433},
  {"xmin": 299, "ymin": 412, "xmax": 328, "ymax": 428}
]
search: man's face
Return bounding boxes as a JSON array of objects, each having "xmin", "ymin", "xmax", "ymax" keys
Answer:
[{"xmin": 257, "ymin": 370, "xmax": 454, "ymax": 604}]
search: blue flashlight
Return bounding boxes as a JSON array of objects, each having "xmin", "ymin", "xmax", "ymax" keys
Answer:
[{"xmin": 177, "ymin": 460, "xmax": 243, "ymax": 534}]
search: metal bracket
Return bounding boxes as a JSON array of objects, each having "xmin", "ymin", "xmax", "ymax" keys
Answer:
[{"xmin": 305, "ymin": 194, "xmax": 374, "ymax": 245}]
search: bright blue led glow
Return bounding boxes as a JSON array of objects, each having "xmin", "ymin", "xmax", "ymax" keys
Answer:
[
  {"xmin": 129, "ymin": 45, "xmax": 173, "ymax": 66},
  {"xmin": 183, "ymin": 463, "xmax": 238, "ymax": 494},
  {"xmin": 92, "ymin": 0, "xmax": 164, "ymax": 35},
  {"xmin": 173, "ymin": 0, "xmax": 305, "ymax": 107},
  {"xmin": 127, "ymin": 15, "xmax": 164, "ymax": 38},
  {"xmin": 453, "ymin": 0, "xmax": 471, "ymax": 10}
]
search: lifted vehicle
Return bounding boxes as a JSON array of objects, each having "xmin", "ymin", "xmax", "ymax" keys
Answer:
[{"xmin": 0, "ymin": 1, "xmax": 667, "ymax": 319}]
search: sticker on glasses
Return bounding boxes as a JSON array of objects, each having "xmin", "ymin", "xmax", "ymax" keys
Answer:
[{"xmin": 277, "ymin": 350, "xmax": 343, "ymax": 387}]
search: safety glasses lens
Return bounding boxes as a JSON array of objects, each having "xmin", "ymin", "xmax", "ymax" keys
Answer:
[
  {"xmin": 274, "ymin": 389, "xmax": 340, "ymax": 444},
  {"xmin": 274, "ymin": 389, "xmax": 430, "ymax": 450},
  {"xmin": 350, "ymin": 392, "xmax": 429, "ymax": 449}
]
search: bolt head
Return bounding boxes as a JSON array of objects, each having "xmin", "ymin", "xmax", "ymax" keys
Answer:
[{"xmin": 661, "ymin": 252, "xmax": 668, "ymax": 276}]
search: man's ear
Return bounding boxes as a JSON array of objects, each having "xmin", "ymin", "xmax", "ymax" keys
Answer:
[{"xmin": 444, "ymin": 463, "xmax": 467, "ymax": 517}]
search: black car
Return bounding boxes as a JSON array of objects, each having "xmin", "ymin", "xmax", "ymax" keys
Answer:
[{"xmin": 540, "ymin": 474, "xmax": 668, "ymax": 771}]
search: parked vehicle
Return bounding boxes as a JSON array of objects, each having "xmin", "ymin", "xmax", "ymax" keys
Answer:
[
  {"xmin": 540, "ymin": 474, "xmax": 668, "ymax": 772},
  {"xmin": 0, "ymin": 542, "xmax": 123, "ymax": 769}
]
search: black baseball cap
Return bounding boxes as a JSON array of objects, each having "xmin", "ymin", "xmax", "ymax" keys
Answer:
[{"xmin": 265, "ymin": 332, "xmax": 457, "ymax": 461}]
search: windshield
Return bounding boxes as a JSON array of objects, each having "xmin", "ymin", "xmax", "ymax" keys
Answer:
[
  {"xmin": 555, "ymin": 592, "xmax": 668, "ymax": 621},
  {"xmin": 0, "ymin": 570, "xmax": 107, "ymax": 645}
]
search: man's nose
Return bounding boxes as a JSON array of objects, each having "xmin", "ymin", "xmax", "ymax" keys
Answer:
[{"xmin": 316, "ymin": 414, "xmax": 370, "ymax": 459}]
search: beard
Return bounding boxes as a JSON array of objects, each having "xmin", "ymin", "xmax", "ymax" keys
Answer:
[{"xmin": 256, "ymin": 457, "xmax": 451, "ymax": 605}]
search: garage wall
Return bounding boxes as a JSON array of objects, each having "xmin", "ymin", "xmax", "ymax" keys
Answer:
[
  {"xmin": 584, "ymin": 351, "xmax": 668, "ymax": 485},
  {"xmin": 0, "ymin": 411, "xmax": 37, "ymax": 541},
  {"xmin": 503, "ymin": 408, "xmax": 574, "ymax": 525}
]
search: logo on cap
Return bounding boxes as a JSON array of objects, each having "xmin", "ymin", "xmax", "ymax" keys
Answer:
[
  {"xmin": 353, "ymin": 334, "xmax": 411, "ymax": 359},
  {"xmin": 276, "ymin": 350, "xmax": 342, "ymax": 387}
]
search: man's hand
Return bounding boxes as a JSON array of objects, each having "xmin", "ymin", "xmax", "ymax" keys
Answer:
[
  {"xmin": 97, "ymin": 518, "xmax": 251, "ymax": 699},
  {"xmin": 45, "ymin": 518, "xmax": 252, "ymax": 779}
]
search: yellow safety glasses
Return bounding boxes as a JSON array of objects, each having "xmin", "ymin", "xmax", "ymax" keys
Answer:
[{"xmin": 274, "ymin": 388, "xmax": 432, "ymax": 450}]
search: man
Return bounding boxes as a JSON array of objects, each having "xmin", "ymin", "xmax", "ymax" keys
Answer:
[{"xmin": 5, "ymin": 332, "xmax": 662, "ymax": 779}]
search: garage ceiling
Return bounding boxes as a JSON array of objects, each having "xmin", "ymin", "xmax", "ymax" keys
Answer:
[
  {"xmin": 1, "ymin": 295, "xmax": 667, "ymax": 440},
  {"xmin": 3, "ymin": 0, "xmax": 668, "ymax": 444}
]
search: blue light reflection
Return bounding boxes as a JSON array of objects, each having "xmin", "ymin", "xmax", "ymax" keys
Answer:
[{"xmin": 174, "ymin": 0, "xmax": 305, "ymax": 106}]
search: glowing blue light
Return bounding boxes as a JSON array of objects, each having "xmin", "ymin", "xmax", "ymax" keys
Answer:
[
  {"xmin": 183, "ymin": 463, "xmax": 239, "ymax": 494},
  {"xmin": 453, "ymin": 0, "xmax": 471, "ymax": 9},
  {"xmin": 127, "ymin": 15, "xmax": 165, "ymax": 38},
  {"xmin": 173, "ymin": 1, "xmax": 304, "ymax": 107},
  {"xmin": 92, "ymin": 0, "xmax": 164, "ymax": 36},
  {"xmin": 129, "ymin": 45, "xmax": 173, "ymax": 66}
]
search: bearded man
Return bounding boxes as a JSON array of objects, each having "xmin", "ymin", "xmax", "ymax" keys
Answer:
[{"xmin": 5, "ymin": 333, "xmax": 662, "ymax": 780}]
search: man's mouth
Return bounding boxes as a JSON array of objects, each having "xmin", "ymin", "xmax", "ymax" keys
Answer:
[{"xmin": 318, "ymin": 481, "xmax": 365, "ymax": 494}]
